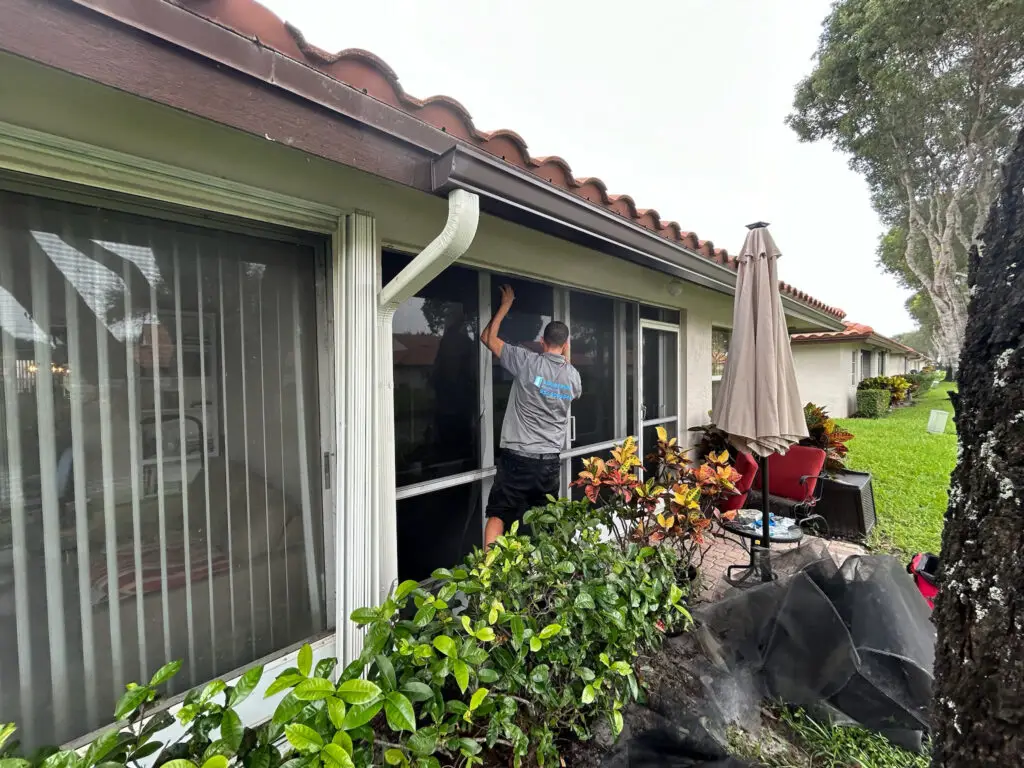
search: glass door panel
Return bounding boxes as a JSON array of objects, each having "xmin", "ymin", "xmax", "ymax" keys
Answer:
[
  {"xmin": 490, "ymin": 277, "xmax": 553, "ymax": 455},
  {"xmin": 641, "ymin": 327, "xmax": 678, "ymax": 421},
  {"xmin": 568, "ymin": 291, "xmax": 616, "ymax": 448},
  {"xmin": 638, "ymin": 323, "xmax": 680, "ymax": 467}
]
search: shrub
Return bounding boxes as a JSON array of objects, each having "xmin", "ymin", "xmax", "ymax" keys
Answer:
[
  {"xmin": 858, "ymin": 375, "xmax": 911, "ymax": 405},
  {"xmin": 905, "ymin": 371, "xmax": 944, "ymax": 395},
  {"xmin": 801, "ymin": 403, "xmax": 854, "ymax": 472},
  {"xmin": 857, "ymin": 389, "xmax": 892, "ymax": 418},
  {"xmin": 0, "ymin": 499, "xmax": 686, "ymax": 768},
  {"xmin": 686, "ymin": 422, "xmax": 738, "ymax": 464},
  {"xmin": 573, "ymin": 430, "xmax": 742, "ymax": 571}
]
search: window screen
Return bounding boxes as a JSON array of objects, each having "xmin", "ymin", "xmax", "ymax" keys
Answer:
[{"xmin": 0, "ymin": 191, "xmax": 327, "ymax": 747}]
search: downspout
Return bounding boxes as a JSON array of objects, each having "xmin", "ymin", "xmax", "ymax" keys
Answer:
[{"xmin": 373, "ymin": 189, "xmax": 480, "ymax": 599}]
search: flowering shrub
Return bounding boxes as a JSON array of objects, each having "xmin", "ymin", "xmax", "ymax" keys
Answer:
[
  {"xmin": 858, "ymin": 375, "xmax": 911, "ymax": 404},
  {"xmin": 573, "ymin": 429, "xmax": 742, "ymax": 568},
  {"xmin": 801, "ymin": 403, "xmax": 854, "ymax": 472}
]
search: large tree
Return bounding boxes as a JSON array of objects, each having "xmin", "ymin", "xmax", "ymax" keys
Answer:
[
  {"xmin": 930, "ymin": 127, "xmax": 1024, "ymax": 765},
  {"xmin": 788, "ymin": 0, "xmax": 1024, "ymax": 368}
]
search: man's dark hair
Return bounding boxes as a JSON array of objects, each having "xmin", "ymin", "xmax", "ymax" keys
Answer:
[{"xmin": 543, "ymin": 321, "xmax": 569, "ymax": 347}]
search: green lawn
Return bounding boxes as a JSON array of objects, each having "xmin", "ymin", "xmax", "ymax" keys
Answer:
[{"xmin": 835, "ymin": 382, "xmax": 957, "ymax": 556}]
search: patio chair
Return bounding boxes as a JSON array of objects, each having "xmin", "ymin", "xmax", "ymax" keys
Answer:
[
  {"xmin": 717, "ymin": 450, "xmax": 759, "ymax": 515},
  {"xmin": 748, "ymin": 445, "xmax": 828, "ymax": 532}
]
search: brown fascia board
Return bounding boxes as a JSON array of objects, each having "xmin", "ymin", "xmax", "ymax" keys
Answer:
[
  {"xmin": 2, "ymin": 0, "xmax": 443, "ymax": 189},
  {"xmin": 4, "ymin": 0, "xmax": 845, "ymax": 330}
]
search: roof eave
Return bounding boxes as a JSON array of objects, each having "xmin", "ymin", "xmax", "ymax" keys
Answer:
[
  {"xmin": 5, "ymin": 0, "xmax": 845, "ymax": 331},
  {"xmin": 433, "ymin": 145, "xmax": 845, "ymax": 330}
]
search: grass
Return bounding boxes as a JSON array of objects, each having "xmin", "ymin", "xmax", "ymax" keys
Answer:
[
  {"xmin": 835, "ymin": 382, "xmax": 958, "ymax": 556},
  {"xmin": 728, "ymin": 708, "xmax": 931, "ymax": 768}
]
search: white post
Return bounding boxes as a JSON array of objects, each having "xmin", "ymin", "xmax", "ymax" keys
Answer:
[{"xmin": 335, "ymin": 212, "xmax": 378, "ymax": 664}]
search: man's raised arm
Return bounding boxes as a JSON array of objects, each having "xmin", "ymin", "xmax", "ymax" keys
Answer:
[{"xmin": 480, "ymin": 284, "xmax": 515, "ymax": 358}]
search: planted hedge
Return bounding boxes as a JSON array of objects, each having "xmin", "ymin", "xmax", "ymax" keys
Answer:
[
  {"xmin": 857, "ymin": 375, "xmax": 911, "ymax": 405},
  {"xmin": 857, "ymin": 389, "xmax": 892, "ymax": 419},
  {"xmin": 0, "ymin": 499, "xmax": 687, "ymax": 768},
  {"xmin": 1, "ymin": 432, "xmax": 741, "ymax": 768}
]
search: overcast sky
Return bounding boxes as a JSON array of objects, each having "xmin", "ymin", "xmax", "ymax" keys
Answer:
[{"xmin": 262, "ymin": 0, "xmax": 916, "ymax": 335}]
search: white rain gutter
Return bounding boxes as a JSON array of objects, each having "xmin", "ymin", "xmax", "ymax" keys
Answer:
[{"xmin": 373, "ymin": 189, "xmax": 480, "ymax": 599}]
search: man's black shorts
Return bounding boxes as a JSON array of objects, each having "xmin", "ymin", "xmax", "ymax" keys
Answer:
[{"xmin": 485, "ymin": 451, "xmax": 560, "ymax": 532}]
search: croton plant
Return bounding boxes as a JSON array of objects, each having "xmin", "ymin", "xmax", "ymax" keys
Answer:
[{"xmin": 572, "ymin": 427, "xmax": 742, "ymax": 569}]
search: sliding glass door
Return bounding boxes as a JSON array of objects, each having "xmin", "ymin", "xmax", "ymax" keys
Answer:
[
  {"xmin": 383, "ymin": 252, "xmax": 684, "ymax": 571},
  {"xmin": 638, "ymin": 319, "xmax": 681, "ymax": 472}
]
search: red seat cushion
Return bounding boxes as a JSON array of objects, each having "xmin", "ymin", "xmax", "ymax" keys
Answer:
[
  {"xmin": 751, "ymin": 446, "xmax": 826, "ymax": 502},
  {"xmin": 718, "ymin": 451, "xmax": 759, "ymax": 512}
]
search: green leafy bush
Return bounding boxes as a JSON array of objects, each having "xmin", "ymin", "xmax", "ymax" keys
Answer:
[
  {"xmin": 0, "ymin": 498, "xmax": 686, "ymax": 768},
  {"xmin": 857, "ymin": 375, "xmax": 911, "ymax": 405},
  {"xmin": 904, "ymin": 371, "xmax": 944, "ymax": 396},
  {"xmin": 856, "ymin": 389, "xmax": 892, "ymax": 419}
]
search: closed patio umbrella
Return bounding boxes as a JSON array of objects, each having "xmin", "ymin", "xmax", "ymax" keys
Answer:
[{"xmin": 711, "ymin": 222, "xmax": 808, "ymax": 577}]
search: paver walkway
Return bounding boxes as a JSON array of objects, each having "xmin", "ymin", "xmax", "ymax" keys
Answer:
[{"xmin": 693, "ymin": 532, "xmax": 867, "ymax": 602}]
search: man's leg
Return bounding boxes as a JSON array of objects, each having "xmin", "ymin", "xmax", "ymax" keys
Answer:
[
  {"xmin": 484, "ymin": 454, "xmax": 528, "ymax": 549},
  {"xmin": 484, "ymin": 516, "xmax": 505, "ymax": 550}
]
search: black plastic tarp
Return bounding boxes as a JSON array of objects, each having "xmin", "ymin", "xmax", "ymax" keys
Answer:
[{"xmin": 692, "ymin": 541, "xmax": 935, "ymax": 747}]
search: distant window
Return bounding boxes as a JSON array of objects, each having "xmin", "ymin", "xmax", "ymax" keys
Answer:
[
  {"xmin": 640, "ymin": 305, "xmax": 680, "ymax": 324},
  {"xmin": 851, "ymin": 350, "xmax": 858, "ymax": 385},
  {"xmin": 861, "ymin": 349, "xmax": 872, "ymax": 379},
  {"xmin": 879, "ymin": 352, "xmax": 887, "ymax": 376}
]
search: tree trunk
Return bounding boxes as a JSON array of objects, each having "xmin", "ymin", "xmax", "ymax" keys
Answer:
[{"xmin": 931, "ymin": 128, "xmax": 1024, "ymax": 765}]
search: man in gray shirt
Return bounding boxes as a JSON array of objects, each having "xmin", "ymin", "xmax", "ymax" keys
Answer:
[{"xmin": 480, "ymin": 285, "xmax": 582, "ymax": 548}]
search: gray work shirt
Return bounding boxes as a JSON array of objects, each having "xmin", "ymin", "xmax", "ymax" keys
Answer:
[{"xmin": 499, "ymin": 345, "xmax": 582, "ymax": 454}]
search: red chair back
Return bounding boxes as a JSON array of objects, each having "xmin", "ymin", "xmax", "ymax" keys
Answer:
[
  {"xmin": 718, "ymin": 450, "xmax": 759, "ymax": 513},
  {"xmin": 752, "ymin": 446, "xmax": 826, "ymax": 502}
]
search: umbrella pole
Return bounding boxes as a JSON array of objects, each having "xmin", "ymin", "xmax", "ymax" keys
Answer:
[{"xmin": 759, "ymin": 454, "xmax": 772, "ymax": 582}]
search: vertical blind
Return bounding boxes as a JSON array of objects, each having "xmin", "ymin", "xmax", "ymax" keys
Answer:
[{"xmin": 0, "ymin": 191, "xmax": 327, "ymax": 747}]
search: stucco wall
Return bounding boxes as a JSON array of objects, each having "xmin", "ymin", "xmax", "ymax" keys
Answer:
[{"xmin": 791, "ymin": 343, "xmax": 851, "ymax": 417}]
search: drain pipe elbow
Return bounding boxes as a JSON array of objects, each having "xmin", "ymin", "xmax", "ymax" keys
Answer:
[
  {"xmin": 374, "ymin": 190, "xmax": 480, "ymax": 599},
  {"xmin": 379, "ymin": 189, "xmax": 480, "ymax": 310}
]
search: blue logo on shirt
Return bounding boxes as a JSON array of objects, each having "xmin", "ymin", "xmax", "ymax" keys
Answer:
[{"xmin": 534, "ymin": 376, "xmax": 573, "ymax": 400}]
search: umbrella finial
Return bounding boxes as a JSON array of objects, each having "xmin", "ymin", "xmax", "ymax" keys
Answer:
[{"xmin": 746, "ymin": 221, "xmax": 770, "ymax": 230}]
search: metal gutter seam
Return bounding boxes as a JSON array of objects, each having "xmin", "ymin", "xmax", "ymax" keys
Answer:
[{"xmin": 374, "ymin": 190, "xmax": 480, "ymax": 597}]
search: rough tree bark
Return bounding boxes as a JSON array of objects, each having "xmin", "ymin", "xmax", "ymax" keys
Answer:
[{"xmin": 931, "ymin": 127, "xmax": 1024, "ymax": 765}]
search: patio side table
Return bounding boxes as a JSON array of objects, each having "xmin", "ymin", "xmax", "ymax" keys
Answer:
[{"xmin": 721, "ymin": 511, "xmax": 804, "ymax": 586}]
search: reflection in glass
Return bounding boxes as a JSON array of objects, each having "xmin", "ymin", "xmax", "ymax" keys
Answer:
[
  {"xmin": 642, "ymin": 328, "xmax": 678, "ymax": 421},
  {"xmin": 568, "ymin": 291, "xmax": 615, "ymax": 447},
  {"xmin": 0, "ymin": 191, "xmax": 326, "ymax": 747},
  {"xmin": 490, "ymin": 277, "xmax": 553, "ymax": 453},
  {"xmin": 625, "ymin": 305, "xmax": 636, "ymax": 437},
  {"xmin": 385, "ymin": 254, "xmax": 480, "ymax": 486},
  {"xmin": 711, "ymin": 328, "xmax": 730, "ymax": 378},
  {"xmin": 642, "ymin": 422, "xmax": 678, "ymax": 476},
  {"xmin": 397, "ymin": 481, "xmax": 482, "ymax": 582}
]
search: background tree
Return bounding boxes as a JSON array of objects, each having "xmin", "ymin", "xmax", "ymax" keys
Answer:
[
  {"xmin": 931, "ymin": 128, "xmax": 1023, "ymax": 765},
  {"xmin": 789, "ymin": 0, "xmax": 1024, "ymax": 369}
]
